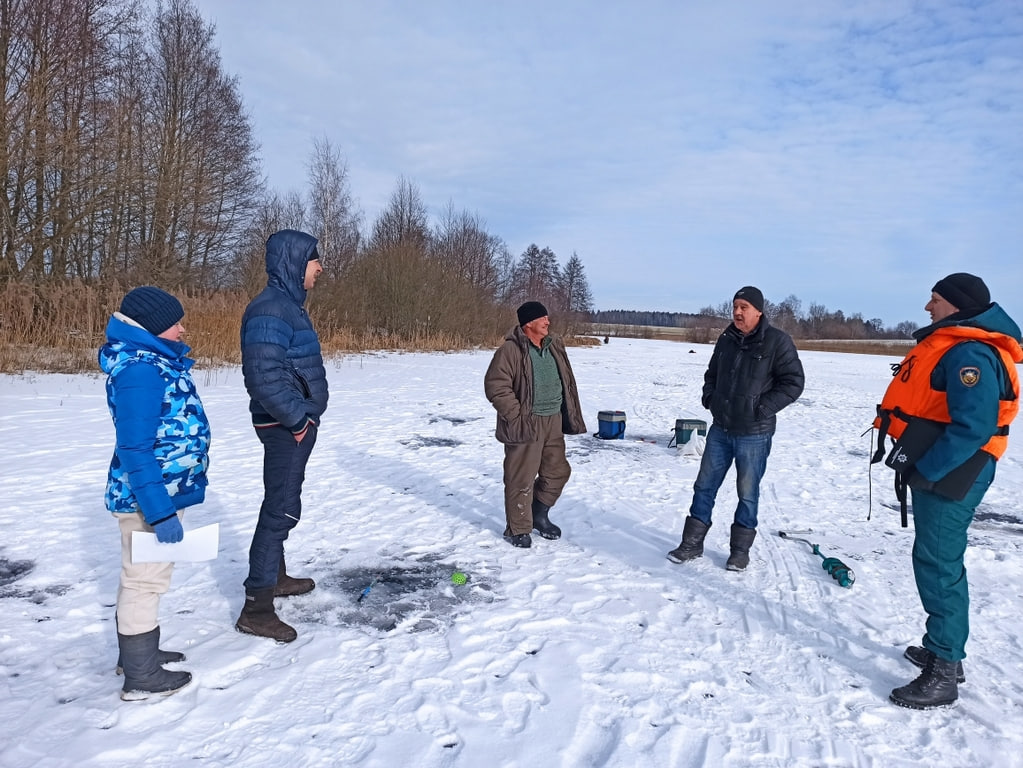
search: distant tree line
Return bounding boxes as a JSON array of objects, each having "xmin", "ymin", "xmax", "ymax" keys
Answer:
[
  {"xmin": 1, "ymin": 0, "xmax": 594, "ymax": 347},
  {"xmin": 593, "ymin": 294, "xmax": 918, "ymax": 340}
]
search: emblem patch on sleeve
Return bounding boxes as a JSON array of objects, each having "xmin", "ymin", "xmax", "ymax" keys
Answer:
[{"xmin": 959, "ymin": 367, "xmax": 981, "ymax": 387}]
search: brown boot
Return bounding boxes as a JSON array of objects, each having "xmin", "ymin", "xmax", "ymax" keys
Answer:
[
  {"xmin": 274, "ymin": 557, "xmax": 315, "ymax": 597},
  {"xmin": 236, "ymin": 587, "xmax": 297, "ymax": 643}
]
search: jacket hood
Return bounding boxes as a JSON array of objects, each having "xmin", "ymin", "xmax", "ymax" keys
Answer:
[
  {"xmin": 98, "ymin": 315, "xmax": 191, "ymax": 374},
  {"xmin": 266, "ymin": 229, "xmax": 318, "ymax": 305},
  {"xmin": 916, "ymin": 302, "xmax": 1022, "ymax": 350}
]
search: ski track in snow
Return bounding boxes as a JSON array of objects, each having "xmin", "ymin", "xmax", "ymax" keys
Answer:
[{"xmin": 1, "ymin": 341, "xmax": 1022, "ymax": 767}]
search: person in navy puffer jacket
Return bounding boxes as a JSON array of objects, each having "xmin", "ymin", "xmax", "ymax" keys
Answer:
[
  {"xmin": 236, "ymin": 229, "xmax": 328, "ymax": 643},
  {"xmin": 100, "ymin": 285, "xmax": 211, "ymax": 700}
]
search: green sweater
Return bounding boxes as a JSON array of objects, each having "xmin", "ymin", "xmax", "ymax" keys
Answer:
[{"xmin": 530, "ymin": 337, "xmax": 564, "ymax": 416}]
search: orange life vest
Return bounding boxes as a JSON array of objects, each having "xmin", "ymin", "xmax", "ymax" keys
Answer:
[{"xmin": 875, "ymin": 325, "xmax": 1021, "ymax": 460}]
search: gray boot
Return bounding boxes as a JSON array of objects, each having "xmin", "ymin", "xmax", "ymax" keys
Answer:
[
  {"xmin": 667, "ymin": 517, "xmax": 711, "ymax": 563},
  {"xmin": 116, "ymin": 624, "xmax": 185, "ymax": 675},
  {"xmin": 726, "ymin": 524, "xmax": 757, "ymax": 571},
  {"xmin": 118, "ymin": 627, "xmax": 192, "ymax": 701},
  {"xmin": 890, "ymin": 654, "xmax": 959, "ymax": 709},
  {"xmin": 274, "ymin": 556, "xmax": 315, "ymax": 597},
  {"xmin": 236, "ymin": 587, "xmax": 297, "ymax": 643}
]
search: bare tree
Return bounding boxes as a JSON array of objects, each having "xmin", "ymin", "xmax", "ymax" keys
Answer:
[
  {"xmin": 431, "ymin": 201, "xmax": 504, "ymax": 299},
  {"xmin": 234, "ymin": 189, "xmax": 306, "ymax": 294},
  {"xmin": 0, "ymin": 0, "xmax": 138, "ymax": 280},
  {"xmin": 306, "ymin": 136, "xmax": 361, "ymax": 279},
  {"xmin": 368, "ymin": 176, "xmax": 429, "ymax": 254},
  {"xmin": 135, "ymin": 0, "xmax": 259, "ymax": 288}
]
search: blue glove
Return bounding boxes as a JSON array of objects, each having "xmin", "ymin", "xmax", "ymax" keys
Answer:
[{"xmin": 151, "ymin": 514, "xmax": 184, "ymax": 543}]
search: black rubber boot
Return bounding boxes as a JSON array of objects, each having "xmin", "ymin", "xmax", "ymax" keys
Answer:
[
  {"xmin": 890, "ymin": 654, "xmax": 959, "ymax": 709},
  {"xmin": 667, "ymin": 517, "xmax": 711, "ymax": 563},
  {"xmin": 118, "ymin": 627, "xmax": 192, "ymax": 701},
  {"xmin": 531, "ymin": 499, "xmax": 562, "ymax": 540},
  {"xmin": 503, "ymin": 531, "xmax": 532, "ymax": 548},
  {"xmin": 905, "ymin": 645, "xmax": 965, "ymax": 683},
  {"xmin": 236, "ymin": 587, "xmax": 298, "ymax": 643},
  {"xmin": 274, "ymin": 556, "xmax": 315, "ymax": 597},
  {"xmin": 116, "ymin": 624, "xmax": 185, "ymax": 675},
  {"xmin": 726, "ymin": 524, "xmax": 757, "ymax": 571}
]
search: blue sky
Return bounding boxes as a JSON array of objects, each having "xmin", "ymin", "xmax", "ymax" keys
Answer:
[{"xmin": 195, "ymin": 0, "xmax": 1023, "ymax": 327}]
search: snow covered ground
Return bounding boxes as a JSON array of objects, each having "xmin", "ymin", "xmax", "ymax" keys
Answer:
[{"xmin": 2, "ymin": 337, "xmax": 1022, "ymax": 768}]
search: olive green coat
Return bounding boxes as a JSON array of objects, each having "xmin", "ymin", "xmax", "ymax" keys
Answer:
[{"xmin": 484, "ymin": 325, "xmax": 586, "ymax": 444}]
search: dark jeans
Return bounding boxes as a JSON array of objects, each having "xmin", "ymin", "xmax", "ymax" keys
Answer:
[
  {"xmin": 689, "ymin": 424, "xmax": 773, "ymax": 529},
  {"xmin": 243, "ymin": 423, "xmax": 318, "ymax": 591}
]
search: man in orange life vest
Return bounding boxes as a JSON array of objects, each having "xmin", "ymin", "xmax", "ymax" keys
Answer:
[{"xmin": 875, "ymin": 273, "xmax": 1021, "ymax": 709}]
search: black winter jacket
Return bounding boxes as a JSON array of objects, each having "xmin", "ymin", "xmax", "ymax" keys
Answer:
[{"xmin": 702, "ymin": 318, "xmax": 804, "ymax": 435}]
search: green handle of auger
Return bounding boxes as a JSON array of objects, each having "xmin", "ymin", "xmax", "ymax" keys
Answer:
[{"xmin": 821, "ymin": 557, "xmax": 855, "ymax": 588}]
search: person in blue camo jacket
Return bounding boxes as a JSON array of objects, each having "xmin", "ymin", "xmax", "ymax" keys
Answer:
[{"xmin": 100, "ymin": 286, "xmax": 211, "ymax": 701}]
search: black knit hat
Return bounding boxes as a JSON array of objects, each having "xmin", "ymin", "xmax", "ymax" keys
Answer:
[
  {"xmin": 119, "ymin": 286, "xmax": 184, "ymax": 336},
  {"xmin": 733, "ymin": 286, "xmax": 764, "ymax": 313},
  {"xmin": 517, "ymin": 301, "xmax": 549, "ymax": 327},
  {"xmin": 932, "ymin": 273, "xmax": 990, "ymax": 313}
]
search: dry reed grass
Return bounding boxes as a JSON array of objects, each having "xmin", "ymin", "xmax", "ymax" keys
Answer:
[
  {"xmin": 3, "ymin": 285, "xmax": 909, "ymax": 375},
  {"xmin": 1, "ymin": 284, "xmax": 526, "ymax": 373}
]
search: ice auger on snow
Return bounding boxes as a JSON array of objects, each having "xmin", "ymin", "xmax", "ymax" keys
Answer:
[{"xmin": 778, "ymin": 530, "xmax": 856, "ymax": 588}]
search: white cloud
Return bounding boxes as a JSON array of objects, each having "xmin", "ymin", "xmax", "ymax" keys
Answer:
[{"xmin": 197, "ymin": 0, "xmax": 1023, "ymax": 326}]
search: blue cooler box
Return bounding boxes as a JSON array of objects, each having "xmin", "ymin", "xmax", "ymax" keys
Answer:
[{"xmin": 597, "ymin": 410, "xmax": 626, "ymax": 440}]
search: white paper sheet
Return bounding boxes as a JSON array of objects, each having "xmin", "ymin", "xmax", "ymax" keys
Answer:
[{"xmin": 132, "ymin": 523, "xmax": 220, "ymax": 563}]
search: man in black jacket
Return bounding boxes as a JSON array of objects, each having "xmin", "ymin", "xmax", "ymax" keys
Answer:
[{"xmin": 668, "ymin": 286, "xmax": 805, "ymax": 571}]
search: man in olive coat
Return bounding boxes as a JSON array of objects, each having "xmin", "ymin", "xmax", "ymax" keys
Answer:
[{"xmin": 484, "ymin": 302, "xmax": 586, "ymax": 548}]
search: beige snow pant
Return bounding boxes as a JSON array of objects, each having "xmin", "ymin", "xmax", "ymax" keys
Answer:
[
  {"xmin": 115, "ymin": 511, "xmax": 178, "ymax": 635},
  {"xmin": 502, "ymin": 414, "xmax": 571, "ymax": 536}
]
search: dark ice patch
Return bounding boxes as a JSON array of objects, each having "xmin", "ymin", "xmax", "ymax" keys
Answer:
[
  {"xmin": 0, "ymin": 557, "xmax": 71, "ymax": 603},
  {"xmin": 0, "ymin": 557, "xmax": 34, "ymax": 587},
  {"xmin": 401, "ymin": 435, "xmax": 463, "ymax": 449},
  {"xmin": 975, "ymin": 509, "xmax": 1022, "ymax": 526},
  {"xmin": 428, "ymin": 415, "xmax": 481, "ymax": 426},
  {"xmin": 301, "ymin": 557, "xmax": 499, "ymax": 633}
]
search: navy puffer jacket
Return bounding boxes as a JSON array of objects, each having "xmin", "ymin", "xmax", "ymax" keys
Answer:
[
  {"xmin": 702, "ymin": 317, "xmax": 804, "ymax": 435},
  {"xmin": 241, "ymin": 229, "xmax": 329, "ymax": 431}
]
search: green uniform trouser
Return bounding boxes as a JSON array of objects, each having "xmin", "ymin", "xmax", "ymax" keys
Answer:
[
  {"xmin": 911, "ymin": 459, "xmax": 995, "ymax": 662},
  {"xmin": 503, "ymin": 414, "xmax": 571, "ymax": 536}
]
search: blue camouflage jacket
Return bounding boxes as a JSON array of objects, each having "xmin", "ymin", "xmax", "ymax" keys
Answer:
[
  {"xmin": 99, "ymin": 316, "xmax": 211, "ymax": 520},
  {"xmin": 240, "ymin": 229, "xmax": 329, "ymax": 431}
]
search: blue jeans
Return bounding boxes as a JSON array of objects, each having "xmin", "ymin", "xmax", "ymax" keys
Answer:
[
  {"xmin": 689, "ymin": 424, "xmax": 773, "ymax": 529},
  {"xmin": 244, "ymin": 423, "xmax": 318, "ymax": 591}
]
